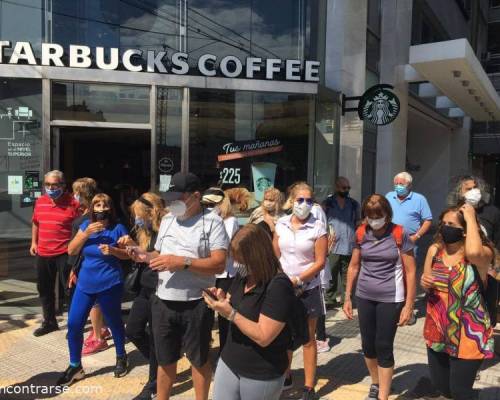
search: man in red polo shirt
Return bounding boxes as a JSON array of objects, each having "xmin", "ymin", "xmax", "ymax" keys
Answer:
[{"xmin": 31, "ymin": 170, "xmax": 80, "ymax": 336}]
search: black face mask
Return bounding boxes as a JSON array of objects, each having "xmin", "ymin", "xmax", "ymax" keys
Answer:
[
  {"xmin": 94, "ymin": 210, "xmax": 110, "ymax": 221},
  {"xmin": 337, "ymin": 191, "xmax": 349, "ymax": 198},
  {"xmin": 440, "ymin": 225, "xmax": 464, "ymax": 244}
]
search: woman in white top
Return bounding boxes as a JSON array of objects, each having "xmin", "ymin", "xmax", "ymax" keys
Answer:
[
  {"xmin": 202, "ymin": 187, "xmax": 239, "ymax": 351},
  {"xmin": 273, "ymin": 182, "xmax": 328, "ymax": 400}
]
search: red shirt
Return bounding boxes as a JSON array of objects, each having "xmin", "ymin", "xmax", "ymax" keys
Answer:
[{"xmin": 32, "ymin": 193, "xmax": 80, "ymax": 257}]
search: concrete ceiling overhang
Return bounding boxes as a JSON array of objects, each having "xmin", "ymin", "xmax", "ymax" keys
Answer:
[{"xmin": 409, "ymin": 39, "xmax": 500, "ymax": 121}]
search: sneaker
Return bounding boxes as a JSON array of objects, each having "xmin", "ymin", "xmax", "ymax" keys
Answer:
[
  {"xmin": 33, "ymin": 321, "xmax": 59, "ymax": 337},
  {"xmin": 316, "ymin": 339, "xmax": 330, "ymax": 353},
  {"xmin": 133, "ymin": 381, "xmax": 156, "ymax": 400},
  {"xmin": 56, "ymin": 364, "xmax": 85, "ymax": 386},
  {"xmin": 283, "ymin": 374, "xmax": 293, "ymax": 390},
  {"xmin": 365, "ymin": 383, "xmax": 379, "ymax": 400},
  {"xmin": 101, "ymin": 327, "xmax": 112, "ymax": 340},
  {"xmin": 301, "ymin": 386, "xmax": 317, "ymax": 400},
  {"xmin": 84, "ymin": 327, "xmax": 111, "ymax": 346},
  {"xmin": 114, "ymin": 355, "xmax": 129, "ymax": 378},
  {"xmin": 82, "ymin": 338, "xmax": 108, "ymax": 356}
]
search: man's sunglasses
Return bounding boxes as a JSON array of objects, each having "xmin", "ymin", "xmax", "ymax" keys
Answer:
[{"xmin": 296, "ymin": 197, "xmax": 313, "ymax": 206}]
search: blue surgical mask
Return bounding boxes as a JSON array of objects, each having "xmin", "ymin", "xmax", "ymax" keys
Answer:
[
  {"xmin": 73, "ymin": 194, "xmax": 81, "ymax": 202},
  {"xmin": 45, "ymin": 187, "xmax": 63, "ymax": 199},
  {"xmin": 135, "ymin": 217, "xmax": 151, "ymax": 230},
  {"xmin": 394, "ymin": 184, "xmax": 409, "ymax": 197}
]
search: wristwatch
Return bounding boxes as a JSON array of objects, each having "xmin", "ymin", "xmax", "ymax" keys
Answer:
[{"xmin": 183, "ymin": 257, "xmax": 192, "ymax": 270}]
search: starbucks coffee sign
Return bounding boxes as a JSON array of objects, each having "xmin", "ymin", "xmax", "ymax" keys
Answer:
[
  {"xmin": 0, "ymin": 41, "xmax": 320, "ymax": 82},
  {"xmin": 358, "ymin": 85, "xmax": 400, "ymax": 126}
]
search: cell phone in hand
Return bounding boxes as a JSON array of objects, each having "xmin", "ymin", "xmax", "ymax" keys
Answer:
[{"xmin": 202, "ymin": 288, "xmax": 218, "ymax": 300}]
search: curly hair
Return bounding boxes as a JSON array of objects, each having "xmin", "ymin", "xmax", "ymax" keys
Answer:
[{"xmin": 446, "ymin": 174, "xmax": 489, "ymax": 207}]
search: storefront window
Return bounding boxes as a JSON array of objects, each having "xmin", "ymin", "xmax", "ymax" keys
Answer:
[
  {"xmin": 156, "ymin": 87, "xmax": 183, "ymax": 190},
  {"xmin": 189, "ymin": 89, "xmax": 313, "ymax": 215},
  {"xmin": 52, "ymin": 82, "xmax": 150, "ymax": 123},
  {"xmin": 0, "ymin": 78, "xmax": 42, "ymax": 278}
]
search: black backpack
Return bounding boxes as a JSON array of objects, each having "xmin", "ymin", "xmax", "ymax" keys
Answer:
[
  {"xmin": 473, "ymin": 267, "xmax": 499, "ymax": 327},
  {"xmin": 288, "ymin": 294, "xmax": 309, "ymax": 351}
]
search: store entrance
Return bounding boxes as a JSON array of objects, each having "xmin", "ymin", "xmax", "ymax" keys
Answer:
[{"xmin": 57, "ymin": 127, "xmax": 151, "ymax": 221}]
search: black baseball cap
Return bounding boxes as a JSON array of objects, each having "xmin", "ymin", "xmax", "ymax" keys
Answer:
[{"xmin": 164, "ymin": 172, "xmax": 202, "ymax": 200}]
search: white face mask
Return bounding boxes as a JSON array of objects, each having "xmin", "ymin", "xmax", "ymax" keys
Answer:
[
  {"xmin": 367, "ymin": 217, "xmax": 386, "ymax": 230},
  {"xmin": 262, "ymin": 200, "xmax": 275, "ymax": 212},
  {"xmin": 169, "ymin": 200, "xmax": 187, "ymax": 218},
  {"xmin": 293, "ymin": 201, "xmax": 312, "ymax": 220},
  {"xmin": 463, "ymin": 188, "xmax": 482, "ymax": 207}
]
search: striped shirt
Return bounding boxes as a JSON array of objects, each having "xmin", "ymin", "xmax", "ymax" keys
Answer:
[{"xmin": 32, "ymin": 193, "xmax": 80, "ymax": 257}]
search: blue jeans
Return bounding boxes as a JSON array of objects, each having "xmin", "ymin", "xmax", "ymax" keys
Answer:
[
  {"xmin": 213, "ymin": 359, "xmax": 285, "ymax": 400},
  {"xmin": 67, "ymin": 284, "xmax": 125, "ymax": 365}
]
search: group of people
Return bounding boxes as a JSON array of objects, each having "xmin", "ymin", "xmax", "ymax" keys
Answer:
[{"xmin": 29, "ymin": 169, "xmax": 499, "ymax": 400}]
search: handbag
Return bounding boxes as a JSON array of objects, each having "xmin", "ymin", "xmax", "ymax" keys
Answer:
[{"xmin": 124, "ymin": 263, "xmax": 143, "ymax": 294}]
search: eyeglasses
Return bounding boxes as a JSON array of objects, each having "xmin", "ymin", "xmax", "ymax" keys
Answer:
[{"xmin": 296, "ymin": 197, "xmax": 313, "ymax": 206}]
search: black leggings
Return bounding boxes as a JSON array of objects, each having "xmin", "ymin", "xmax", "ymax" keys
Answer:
[
  {"xmin": 427, "ymin": 348, "xmax": 482, "ymax": 400},
  {"xmin": 125, "ymin": 287, "xmax": 157, "ymax": 384},
  {"xmin": 356, "ymin": 297, "xmax": 403, "ymax": 368}
]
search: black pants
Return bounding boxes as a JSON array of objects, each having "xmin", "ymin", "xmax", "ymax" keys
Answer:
[
  {"xmin": 36, "ymin": 254, "xmax": 69, "ymax": 324},
  {"xmin": 216, "ymin": 276, "xmax": 234, "ymax": 353},
  {"xmin": 427, "ymin": 348, "xmax": 482, "ymax": 400},
  {"xmin": 126, "ymin": 287, "xmax": 158, "ymax": 384},
  {"xmin": 356, "ymin": 297, "xmax": 403, "ymax": 368}
]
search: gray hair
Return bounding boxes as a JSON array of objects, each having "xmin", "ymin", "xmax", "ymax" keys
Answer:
[
  {"xmin": 446, "ymin": 174, "xmax": 488, "ymax": 207},
  {"xmin": 44, "ymin": 170, "xmax": 65, "ymax": 183},
  {"xmin": 394, "ymin": 171, "xmax": 413, "ymax": 184}
]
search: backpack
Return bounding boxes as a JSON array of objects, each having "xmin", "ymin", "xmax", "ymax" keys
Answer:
[
  {"xmin": 472, "ymin": 267, "xmax": 499, "ymax": 327},
  {"xmin": 288, "ymin": 294, "xmax": 309, "ymax": 351}
]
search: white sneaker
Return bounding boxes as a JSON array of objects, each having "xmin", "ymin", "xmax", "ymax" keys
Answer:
[{"xmin": 316, "ymin": 339, "xmax": 330, "ymax": 353}]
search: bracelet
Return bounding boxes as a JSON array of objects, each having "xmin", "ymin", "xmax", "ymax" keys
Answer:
[{"xmin": 227, "ymin": 308, "xmax": 237, "ymax": 322}]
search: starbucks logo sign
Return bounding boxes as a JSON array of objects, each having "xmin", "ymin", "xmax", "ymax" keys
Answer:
[{"xmin": 358, "ymin": 85, "xmax": 400, "ymax": 126}]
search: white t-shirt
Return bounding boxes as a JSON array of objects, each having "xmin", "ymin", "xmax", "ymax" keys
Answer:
[
  {"xmin": 275, "ymin": 214, "xmax": 327, "ymax": 289},
  {"xmin": 155, "ymin": 210, "xmax": 230, "ymax": 301},
  {"xmin": 311, "ymin": 204, "xmax": 331, "ymax": 287},
  {"xmin": 216, "ymin": 216, "xmax": 239, "ymax": 279}
]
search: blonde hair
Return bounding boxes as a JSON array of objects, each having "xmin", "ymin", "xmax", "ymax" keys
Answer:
[
  {"xmin": 130, "ymin": 192, "xmax": 166, "ymax": 250},
  {"xmin": 217, "ymin": 195, "xmax": 233, "ymax": 219},
  {"xmin": 72, "ymin": 177, "xmax": 97, "ymax": 210},
  {"xmin": 283, "ymin": 181, "xmax": 313, "ymax": 211},
  {"xmin": 263, "ymin": 188, "xmax": 284, "ymax": 214},
  {"xmin": 225, "ymin": 188, "xmax": 252, "ymax": 212}
]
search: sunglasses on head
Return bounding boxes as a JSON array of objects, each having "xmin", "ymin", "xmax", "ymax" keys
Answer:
[{"xmin": 296, "ymin": 197, "xmax": 313, "ymax": 206}]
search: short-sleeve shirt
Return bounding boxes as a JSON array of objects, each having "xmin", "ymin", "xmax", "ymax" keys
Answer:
[
  {"xmin": 325, "ymin": 195, "xmax": 359, "ymax": 255},
  {"xmin": 155, "ymin": 210, "xmax": 230, "ymax": 301},
  {"xmin": 76, "ymin": 220, "xmax": 129, "ymax": 294},
  {"xmin": 216, "ymin": 216, "xmax": 240, "ymax": 279},
  {"xmin": 32, "ymin": 193, "xmax": 80, "ymax": 257},
  {"xmin": 275, "ymin": 214, "xmax": 327, "ymax": 289},
  {"xmin": 386, "ymin": 191, "xmax": 432, "ymax": 234},
  {"xmin": 221, "ymin": 273, "xmax": 294, "ymax": 380},
  {"xmin": 355, "ymin": 223, "xmax": 414, "ymax": 303}
]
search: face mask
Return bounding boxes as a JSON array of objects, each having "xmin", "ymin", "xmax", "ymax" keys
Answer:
[
  {"xmin": 262, "ymin": 200, "xmax": 275, "ymax": 212},
  {"xmin": 463, "ymin": 188, "xmax": 482, "ymax": 207},
  {"xmin": 367, "ymin": 217, "xmax": 386, "ymax": 230},
  {"xmin": 45, "ymin": 187, "xmax": 63, "ymax": 199},
  {"xmin": 73, "ymin": 194, "xmax": 81, "ymax": 202},
  {"xmin": 440, "ymin": 225, "xmax": 464, "ymax": 244},
  {"xmin": 394, "ymin": 184, "xmax": 409, "ymax": 197},
  {"xmin": 234, "ymin": 263, "xmax": 249, "ymax": 277},
  {"xmin": 337, "ymin": 190, "xmax": 349, "ymax": 198},
  {"xmin": 293, "ymin": 201, "xmax": 312, "ymax": 220},
  {"xmin": 134, "ymin": 217, "xmax": 151, "ymax": 229},
  {"xmin": 94, "ymin": 210, "xmax": 110, "ymax": 221},
  {"xmin": 169, "ymin": 200, "xmax": 187, "ymax": 218}
]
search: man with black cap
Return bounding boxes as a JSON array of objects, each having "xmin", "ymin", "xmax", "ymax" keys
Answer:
[{"xmin": 132, "ymin": 172, "xmax": 229, "ymax": 400}]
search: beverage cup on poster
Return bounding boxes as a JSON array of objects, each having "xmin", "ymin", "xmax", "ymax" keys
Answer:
[{"xmin": 251, "ymin": 162, "xmax": 277, "ymax": 202}]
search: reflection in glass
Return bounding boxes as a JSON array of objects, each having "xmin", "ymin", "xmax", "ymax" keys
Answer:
[
  {"xmin": 189, "ymin": 89, "xmax": 313, "ymax": 210},
  {"xmin": 52, "ymin": 82, "xmax": 150, "ymax": 123}
]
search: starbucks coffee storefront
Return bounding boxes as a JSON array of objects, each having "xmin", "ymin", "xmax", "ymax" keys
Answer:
[{"xmin": 0, "ymin": 0, "xmax": 339, "ymax": 283}]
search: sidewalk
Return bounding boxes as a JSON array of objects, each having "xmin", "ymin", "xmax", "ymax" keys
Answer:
[{"xmin": 0, "ymin": 299, "xmax": 499, "ymax": 400}]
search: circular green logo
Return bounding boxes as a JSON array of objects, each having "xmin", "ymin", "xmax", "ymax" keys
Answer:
[{"xmin": 358, "ymin": 86, "xmax": 400, "ymax": 126}]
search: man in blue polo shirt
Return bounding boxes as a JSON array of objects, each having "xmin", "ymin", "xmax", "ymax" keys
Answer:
[{"xmin": 385, "ymin": 172, "xmax": 432, "ymax": 262}]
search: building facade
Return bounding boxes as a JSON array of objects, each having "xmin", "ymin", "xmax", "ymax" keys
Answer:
[{"xmin": 0, "ymin": 0, "xmax": 499, "ymax": 284}]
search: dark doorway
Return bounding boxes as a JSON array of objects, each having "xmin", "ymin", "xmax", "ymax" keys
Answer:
[{"xmin": 59, "ymin": 127, "xmax": 151, "ymax": 226}]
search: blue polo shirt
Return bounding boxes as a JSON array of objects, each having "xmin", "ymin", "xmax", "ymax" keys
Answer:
[{"xmin": 385, "ymin": 191, "xmax": 432, "ymax": 234}]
